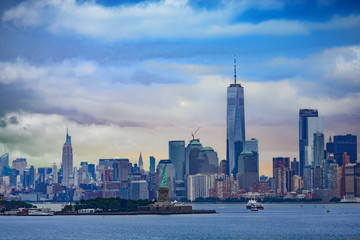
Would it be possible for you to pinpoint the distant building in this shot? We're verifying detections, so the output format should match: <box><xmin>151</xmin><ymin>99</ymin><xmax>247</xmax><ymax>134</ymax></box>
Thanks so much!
<box><xmin>218</xmin><ymin>160</ymin><xmax>227</xmax><ymax>175</ymax></box>
<box><xmin>313</xmin><ymin>166</ymin><xmax>325</xmax><ymax>189</ymax></box>
<box><xmin>130</xmin><ymin>180</ymin><xmax>149</xmax><ymax>200</ymax></box>
<box><xmin>169</xmin><ymin>141</ymin><xmax>186</xmax><ymax>198</ymax></box>
<box><xmin>326</xmin><ymin>136</ymin><xmax>334</xmax><ymax>158</ymax></box>
<box><xmin>12</xmin><ymin>158</ymin><xmax>27</xmax><ymax>175</ymax></box>
<box><xmin>113</xmin><ymin>158</ymin><xmax>131</xmax><ymax>181</ymax></box>
<box><xmin>197</xmin><ymin>147</ymin><xmax>219</xmax><ymax>174</ymax></box>
<box><xmin>313</xmin><ymin>131</ymin><xmax>324</xmax><ymax>167</ymax></box>
<box><xmin>185</xmin><ymin>139</ymin><xmax>203</xmax><ymax>175</ymax></box>
<box><xmin>303</xmin><ymin>165</ymin><xmax>313</xmax><ymax>190</ymax></box>
<box><xmin>149</xmin><ymin>156</ymin><xmax>155</xmax><ymax>174</ymax></box>
<box><xmin>226</xmin><ymin>71</ymin><xmax>246</xmax><ymax>177</ymax></box>
<box><xmin>299</xmin><ymin>109</ymin><xmax>323</xmax><ymax>177</ymax></box>
<box><xmin>291</xmin><ymin>175</ymin><xmax>302</xmax><ymax>192</ymax></box>
<box><xmin>291</xmin><ymin>158</ymin><xmax>300</xmax><ymax>176</ymax></box>
<box><xmin>0</xmin><ymin>153</ymin><xmax>9</xmax><ymax>177</ymax></box>
<box><xmin>274</xmin><ymin>162</ymin><xmax>288</xmax><ymax>196</ymax></box>
<box><xmin>334</xmin><ymin>134</ymin><xmax>357</xmax><ymax>166</ymax></box>
<box><xmin>138</xmin><ymin>153</ymin><xmax>144</xmax><ymax>173</ymax></box>
<box><xmin>98</xmin><ymin>159</ymin><xmax>115</xmax><ymax>169</ymax></box>
<box><xmin>187</xmin><ymin>174</ymin><xmax>211</xmax><ymax>201</ymax></box>
<box><xmin>272</xmin><ymin>157</ymin><xmax>290</xmax><ymax>179</ymax></box>
<box><xmin>50</xmin><ymin>163</ymin><xmax>58</xmax><ymax>185</ymax></box>
<box><xmin>245</xmin><ymin>138</ymin><xmax>259</xmax><ymax>172</ymax></box>
<box><xmin>237</xmin><ymin>151</ymin><xmax>258</xmax><ymax>191</ymax></box>
<box><xmin>62</xmin><ymin>129</ymin><xmax>73</xmax><ymax>187</ymax></box>
<box><xmin>341</xmin><ymin>152</ymin><xmax>351</xmax><ymax>197</ymax></box>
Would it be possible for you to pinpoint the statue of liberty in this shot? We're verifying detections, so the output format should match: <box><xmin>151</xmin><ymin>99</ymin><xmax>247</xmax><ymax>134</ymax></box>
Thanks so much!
<box><xmin>159</xmin><ymin>163</ymin><xmax>167</xmax><ymax>188</ymax></box>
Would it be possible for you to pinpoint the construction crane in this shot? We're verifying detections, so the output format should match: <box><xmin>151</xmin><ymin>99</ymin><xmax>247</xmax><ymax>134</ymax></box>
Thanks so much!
<box><xmin>191</xmin><ymin>127</ymin><xmax>201</xmax><ymax>141</ymax></box>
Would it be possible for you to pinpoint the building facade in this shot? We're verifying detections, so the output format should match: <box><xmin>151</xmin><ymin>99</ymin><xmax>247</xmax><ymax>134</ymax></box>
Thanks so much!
<box><xmin>62</xmin><ymin>129</ymin><xmax>73</xmax><ymax>187</ymax></box>
<box><xmin>299</xmin><ymin>109</ymin><xmax>323</xmax><ymax>177</ymax></box>
<box><xmin>226</xmin><ymin>63</ymin><xmax>245</xmax><ymax>177</ymax></box>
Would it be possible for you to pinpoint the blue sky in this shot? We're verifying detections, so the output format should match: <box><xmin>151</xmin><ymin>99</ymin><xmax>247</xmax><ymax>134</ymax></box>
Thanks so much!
<box><xmin>0</xmin><ymin>0</ymin><xmax>359</xmax><ymax>176</ymax></box>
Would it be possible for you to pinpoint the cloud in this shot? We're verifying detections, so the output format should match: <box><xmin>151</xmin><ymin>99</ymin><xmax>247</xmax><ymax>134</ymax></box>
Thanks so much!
<box><xmin>5</xmin><ymin>0</ymin><xmax>357</xmax><ymax>41</ymax></box>
<box><xmin>259</xmin><ymin>45</ymin><xmax>360</xmax><ymax>97</ymax></box>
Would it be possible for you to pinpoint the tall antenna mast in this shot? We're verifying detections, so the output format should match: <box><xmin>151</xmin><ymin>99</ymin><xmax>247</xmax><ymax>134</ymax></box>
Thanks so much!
<box><xmin>234</xmin><ymin>55</ymin><xmax>237</xmax><ymax>84</ymax></box>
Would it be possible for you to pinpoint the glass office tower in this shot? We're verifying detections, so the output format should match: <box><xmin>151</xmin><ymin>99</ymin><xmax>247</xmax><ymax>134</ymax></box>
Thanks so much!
<box><xmin>226</xmin><ymin>81</ymin><xmax>245</xmax><ymax>177</ymax></box>
<box><xmin>299</xmin><ymin>109</ymin><xmax>323</xmax><ymax>177</ymax></box>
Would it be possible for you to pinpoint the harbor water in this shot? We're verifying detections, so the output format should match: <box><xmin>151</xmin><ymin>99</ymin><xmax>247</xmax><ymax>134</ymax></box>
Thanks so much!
<box><xmin>1</xmin><ymin>203</ymin><xmax>360</xmax><ymax>239</ymax></box>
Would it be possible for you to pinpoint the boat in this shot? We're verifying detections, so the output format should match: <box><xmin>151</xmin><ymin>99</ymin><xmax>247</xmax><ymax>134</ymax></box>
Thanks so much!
<box><xmin>246</xmin><ymin>199</ymin><xmax>264</xmax><ymax>210</ymax></box>
<box><xmin>28</xmin><ymin>208</ymin><xmax>54</xmax><ymax>216</ymax></box>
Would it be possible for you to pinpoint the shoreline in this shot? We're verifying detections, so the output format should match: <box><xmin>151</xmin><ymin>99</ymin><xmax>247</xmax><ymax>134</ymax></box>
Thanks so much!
<box><xmin>0</xmin><ymin>209</ymin><xmax>216</xmax><ymax>216</ymax></box>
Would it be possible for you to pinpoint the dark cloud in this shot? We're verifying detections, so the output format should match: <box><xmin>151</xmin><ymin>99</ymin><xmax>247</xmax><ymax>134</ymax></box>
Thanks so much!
<box><xmin>9</xmin><ymin>116</ymin><xmax>19</xmax><ymax>124</ymax></box>
<box><xmin>0</xmin><ymin>83</ymin><xmax>43</xmax><ymax>116</ymax></box>
<box><xmin>0</xmin><ymin>120</ymin><xmax>6</xmax><ymax>128</ymax></box>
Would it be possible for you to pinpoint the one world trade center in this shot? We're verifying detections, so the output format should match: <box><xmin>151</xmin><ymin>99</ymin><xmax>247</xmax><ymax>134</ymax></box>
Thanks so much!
<box><xmin>226</xmin><ymin>57</ymin><xmax>245</xmax><ymax>177</ymax></box>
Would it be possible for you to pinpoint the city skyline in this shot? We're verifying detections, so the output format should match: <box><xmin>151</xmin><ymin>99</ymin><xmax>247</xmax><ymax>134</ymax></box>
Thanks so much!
<box><xmin>0</xmin><ymin>0</ymin><xmax>359</xmax><ymax>177</ymax></box>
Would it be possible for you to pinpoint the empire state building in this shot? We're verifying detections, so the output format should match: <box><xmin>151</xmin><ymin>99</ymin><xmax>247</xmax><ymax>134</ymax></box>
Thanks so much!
<box><xmin>226</xmin><ymin>57</ymin><xmax>245</xmax><ymax>177</ymax></box>
<box><xmin>62</xmin><ymin>128</ymin><xmax>73</xmax><ymax>186</ymax></box>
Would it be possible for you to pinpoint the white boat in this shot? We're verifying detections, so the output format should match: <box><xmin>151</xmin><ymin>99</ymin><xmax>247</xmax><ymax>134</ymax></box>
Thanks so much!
<box><xmin>246</xmin><ymin>199</ymin><xmax>264</xmax><ymax>210</ymax></box>
<box><xmin>28</xmin><ymin>208</ymin><xmax>54</xmax><ymax>216</ymax></box>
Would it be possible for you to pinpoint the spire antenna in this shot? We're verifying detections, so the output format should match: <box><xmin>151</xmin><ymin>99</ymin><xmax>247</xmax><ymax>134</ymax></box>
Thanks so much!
<box><xmin>234</xmin><ymin>55</ymin><xmax>237</xmax><ymax>85</ymax></box>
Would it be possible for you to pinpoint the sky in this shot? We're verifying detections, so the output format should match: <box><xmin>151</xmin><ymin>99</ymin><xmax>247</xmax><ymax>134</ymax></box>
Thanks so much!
<box><xmin>0</xmin><ymin>0</ymin><xmax>359</xmax><ymax>177</ymax></box>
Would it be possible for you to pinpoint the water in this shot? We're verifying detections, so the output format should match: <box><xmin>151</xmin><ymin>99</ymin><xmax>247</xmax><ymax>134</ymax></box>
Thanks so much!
<box><xmin>1</xmin><ymin>203</ymin><xmax>360</xmax><ymax>239</ymax></box>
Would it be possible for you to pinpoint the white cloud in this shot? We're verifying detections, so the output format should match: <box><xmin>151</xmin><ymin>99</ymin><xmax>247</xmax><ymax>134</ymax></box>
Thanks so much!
<box><xmin>262</xmin><ymin>45</ymin><xmax>360</xmax><ymax>89</ymax></box>
<box><xmin>5</xmin><ymin>0</ymin><xmax>353</xmax><ymax>41</ymax></box>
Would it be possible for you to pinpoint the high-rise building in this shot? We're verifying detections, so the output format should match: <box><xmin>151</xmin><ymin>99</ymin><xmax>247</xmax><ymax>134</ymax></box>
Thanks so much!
<box><xmin>334</xmin><ymin>134</ymin><xmax>357</xmax><ymax>166</ymax></box>
<box><xmin>12</xmin><ymin>158</ymin><xmax>27</xmax><ymax>175</ymax></box>
<box><xmin>138</xmin><ymin>153</ymin><xmax>144</xmax><ymax>173</ymax></box>
<box><xmin>299</xmin><ymin>109</ymin><xmax>323</xmax><ymax>177</ymax></box>
<box><xmin>272</xmin><ymin>157</ymin><xmax>290</xmax><ymax>179</ymax></box>
<box><xmin>187</xmin><ymin>174</ymin><xmax>211</xmax><ymax>201</ymax></box>
<box><xmin>237</xmin><ymin>151</ymin><xmax>258</xmax><ymax>191</ymax></box>
<box><xmin>227</xmin><ymin>57</ymin><xmax>245</xmax><ymax>177</ymax></box>
<box><xmin>197</xmin><ymin>147</ymin><xmax>219</xmax><ymax>174</ymax></box>
<box><xmin>0</xmin><ymin>153</ymin><xmax>9</xmax><ymax>177</ymax></box>
<box><xmin>52</xmin><ymin>163</ymin><xmax>58</xmax><ymax>184</ymax></box>
<box><xmin>149</xmin><ymin>156</ymin><xmax>155</xmax><ymax>174</ymax></box>
<box><xmin>113</xmin><ymin>158</ymin><xmax>131</xmax><ymax>181</ymax></box>
<box><xmin>186</xmin><ymin>139</ymin><xmax>203</xmax><ymax>175</ymax></box>
<box><xmin>169</xmin><ymin>141</ymin><xmax>185</xmax><ymax>181</ymax></box>
<box><xmin>326</xmin><ymin>136</ymin><xmax>334</xmax><ymax>158</ymax></box>
<box><xmin>62</xmin><ymin>128</ymin><xmax>73</xmax><ymax>187</ymax></box>
<box><xmin>130</xmin><ymin>180</ymin><xmax>149</xmax><ymax>200</ymax></box>
<box><xmin>291</xmin><ymin>158</ymin><xmax>300</xmax><ymax>176</ymax></box>
<box><xmin>313</xmin><ymin>131</ymin><xmax>325</xmax><ymax>167</ymax></box>
<box><xmin>218</xmin><ymin>160</ymin><xmax>227</xmax><ymax>175</ymax></box>
<box><xmin>245</xmin><ymin>138</ymin><xmax>259</xmax><ymax>172</ymax></box>
<box><xmin>88</xmin><ymin>164</ymin><xmax>96</xmax><ymax>181</ymax></box>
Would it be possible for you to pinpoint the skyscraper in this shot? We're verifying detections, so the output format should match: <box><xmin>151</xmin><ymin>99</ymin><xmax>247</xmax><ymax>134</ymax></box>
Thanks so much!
<box><xmin>334</xmin><ymin>134</ymin><xmax>357</xmax><ymax>166</ymax></box>
<box><xmin>227</xmin><ymin>57</ymin><xmax>245</xmax><ymax>177</ymax></box>
<box><xmin>0</xmin><ymin>153</ymin><xmax>9</xmax><ymax>177</ymax></box>
<box><xmin>237</xmin><ymin>151</ymin><xmax>258</xmax><ymax>191</ymax></box>
<box><xmin>138</xmin><ymin>153</ymin><xmax>144</xmax><ymax>173</ymax></box>
<box><xmin>313</xmin><ymin>131</ymin><xmax>325</xmax><ymax>167</ymax></box>
<box><xmin>149</xmin><ymin>156</ymin><xmax>155</xmax><ymax>174</ymax></box>
<box><xmin>12</xmin><ymin>158</ymin><xmax>27</xmax><ymax>175</ymax></box>
<box><xmin>185</xmin><ymin>139</ymin><xmax>203</xmax><ymax>175</ymax></box>
<box><xmin>169</xmin><ymin>140</ymin><xmax>186</xmax><ymax>198</ymax></box>
<box><xmin>169</xmin><ymin>141</ymin><xmax>185</xmax><ymax>181</ymax></box>
<box><xmin>299</xmin><ymin>109</ymin><xmax>323</xmax><ymax>177</ymax></box>
<box><xmin>62</xmin><ymin>128</ymin><xmax>73</xmax><ymax>187</ymax></box>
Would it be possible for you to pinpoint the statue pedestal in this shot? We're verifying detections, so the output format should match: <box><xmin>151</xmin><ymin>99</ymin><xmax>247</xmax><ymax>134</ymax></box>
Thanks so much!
<box><xmin>138</xmin><ymin>186</ymin><xmax>193</xmax><ymax>213</ymax></box>
<box><xmin>157</xmin><ymin>187</ymin><xmax>170</xmax><ymax>203</ymax></box>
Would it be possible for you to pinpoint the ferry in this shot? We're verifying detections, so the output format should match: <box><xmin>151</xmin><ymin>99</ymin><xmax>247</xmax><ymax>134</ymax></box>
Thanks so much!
<box><xmin>246</xmin><ymin>199</ymin><xmax>264</xmax><ymax>210</ymax></box>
